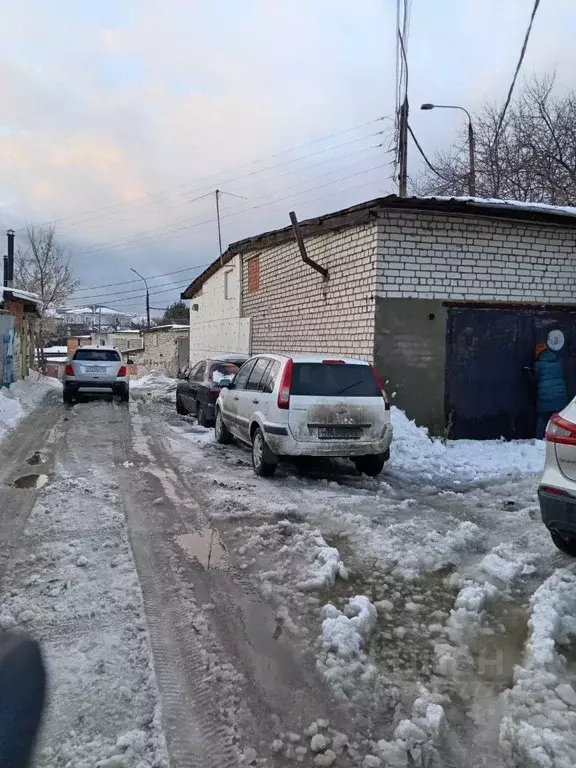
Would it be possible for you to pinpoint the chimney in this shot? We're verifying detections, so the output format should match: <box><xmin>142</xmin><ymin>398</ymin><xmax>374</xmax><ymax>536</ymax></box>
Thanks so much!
<box><xmin>6</xmin><ymin>230</ymin><xmax>15</xmax><ymax>288</ymax></box>
<box><xmin>2</xmin><ymin>255</ymin><xmax>7</xmax><ymax>288</ymax></box>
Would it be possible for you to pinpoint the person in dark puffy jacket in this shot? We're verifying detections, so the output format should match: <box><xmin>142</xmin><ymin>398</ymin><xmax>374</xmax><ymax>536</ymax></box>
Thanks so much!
<box><xmin>533</xmin><ymin>344</ymin><xmax>568</xmax><ymax>438</ymax></box>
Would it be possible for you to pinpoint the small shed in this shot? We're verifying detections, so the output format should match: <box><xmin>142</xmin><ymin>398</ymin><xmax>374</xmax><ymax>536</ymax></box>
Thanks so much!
<box><xmin>0</xmin><ymin>287</ymin><xmax>42</xmax><ymax>384</ymax></box>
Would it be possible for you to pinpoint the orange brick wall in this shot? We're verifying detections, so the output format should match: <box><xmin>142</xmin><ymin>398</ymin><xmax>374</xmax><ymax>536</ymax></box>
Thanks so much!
<box><xmin>67</xmin><ymin>336</ymin><xmax>92</xmax><ymax>356</ymax></box>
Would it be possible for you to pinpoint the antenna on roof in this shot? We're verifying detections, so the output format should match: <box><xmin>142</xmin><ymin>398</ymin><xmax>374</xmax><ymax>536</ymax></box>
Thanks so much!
<box><xmin>215</xmin><ymin>189</ymin><xmax>247</xmax><ymax>266</ymax></box>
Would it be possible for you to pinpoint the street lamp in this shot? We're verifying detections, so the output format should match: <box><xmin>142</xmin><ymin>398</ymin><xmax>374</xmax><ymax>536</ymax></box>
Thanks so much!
<box><xmin>130</xmin><ymin>268</ymin><xmax>150</xmax><ymax>330</ymax></box>
<box><xmin>421</xmin><ymin>103</ymin><xmax>476</xmax><ymax>197</ymax></box>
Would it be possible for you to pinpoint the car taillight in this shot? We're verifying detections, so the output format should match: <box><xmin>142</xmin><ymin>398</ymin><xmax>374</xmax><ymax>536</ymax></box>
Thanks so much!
<box><xmin>117</xmin><ymin>365</ymin><xmax>127</xmax><ymax>377</ymax></box>
<box><xmin>322</xmin><ymin>359</ymin><xmax>346</xmax><ymax>364</ymax></box>
<box><xmin>540</xmin><ymin>486</ymin><xmax>566</xmax><ymax>496</ymax></box>
<box><xmin>65</xmin><ymin>364</ymin><xmax>74</xmax><ymax>377</ymax></box>
<box><xmin>545</xmin><ymin>414</ymin><xmax>576</xmax><ymax>445</ymax></box>
<box><xmin>370</xmin><ymin>364</ymin><xmax>390</xmax><ymax>410</ymax></box>
<box><xmin>277</xmin><ymin>359</ymin><xmax>293</xmax><ymax>410</ymax></box>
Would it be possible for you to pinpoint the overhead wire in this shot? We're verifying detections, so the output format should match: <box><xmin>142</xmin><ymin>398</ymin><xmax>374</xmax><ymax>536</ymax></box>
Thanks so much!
<box><xmin>72</xmin><ymin>167</ymin><xmax>394</xmax><ymax>309</ymax></box>
<box><xmin>70</xmin><ymin>156</ymin><xmax>394</xmax><ymax>259</ymax></box>
<box><xmin>494</xmin><ymin>0</ymin><xmax>542</xmax><ymax>145</ymax></box>
<box><xmin>73</xmin><ymin>264</ymin><xmax>204</xmax><ymax>293</ymax></box>
<box><xmin>63</xmin><ymin>133</ymin><xmax>387</xmax><ymax>235</ymax></box>
<box><xmin>20</xmin><ymin>116</ymin><xmax>388</xmax><ymax>232</ymax></box>
<box><xmin>407</xmin><ymin>125</ymin><xmax>453</xmax><ymax>182</ymax></box>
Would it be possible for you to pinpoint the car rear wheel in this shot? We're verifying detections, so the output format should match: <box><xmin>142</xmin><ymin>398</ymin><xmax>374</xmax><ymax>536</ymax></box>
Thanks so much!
<box><xmin>353</xmin><ymin>453</ymin><xmax>387</xmax><ymax>477</ymax></box>
<box><xmin>550</xmin><ymin>529</ymin><xmax>576</xmax><ymax>557</ymax></box>
<box><xmin>120</xmin><ymin>389</ymin><xmax>129</xmax><ymax>403</ymax></box>
<box><xmin>63</xmin><ymin>389</ymin><xmax>74</xmax><ymax>405</ymax></box>
<box><xmin>252</xmin><ymin>427</ymin><xmax>278</xmax><ymax>477</ymax></box>
<box><xmin>176</xmin><ymin>395</ymin><xmax>187</xmax><ymax>415</ymax></box>
<box><xmin>215</xmin><ymin>409</ymin><xmax>233</xmax><ymax>444</ymax></box>
<box><xmin>196</xmin><ymin>401</ymin><xmax>211</xmax><ymax>427</ymax></box>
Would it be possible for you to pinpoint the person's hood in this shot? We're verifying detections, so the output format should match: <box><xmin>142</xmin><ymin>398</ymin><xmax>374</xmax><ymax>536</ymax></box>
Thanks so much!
<box><xmin>537</xmin><ymin>348</ymin><xmax>558</xmax><ymax>363</ymax></box>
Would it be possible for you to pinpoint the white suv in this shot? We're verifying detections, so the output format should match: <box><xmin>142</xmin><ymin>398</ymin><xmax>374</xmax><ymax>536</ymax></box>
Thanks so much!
<box><xmin>215</xmin><ymin>354</ymin><xmax>393</xmax><ymax>477</ymax></box>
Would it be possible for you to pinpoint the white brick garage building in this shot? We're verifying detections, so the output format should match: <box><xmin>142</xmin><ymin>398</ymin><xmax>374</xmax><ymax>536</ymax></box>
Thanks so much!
<box><xmin>183</xmin><ymin>196</ymin><xmax>576</xmax><ymax>439</ymax></box>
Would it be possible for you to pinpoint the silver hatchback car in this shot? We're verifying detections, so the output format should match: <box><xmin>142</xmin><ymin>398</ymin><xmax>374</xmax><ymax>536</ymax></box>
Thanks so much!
<box><xmin>63</xmin><ymin>346</ymin><xmax>129</xmax><ymax>404</ymax></box>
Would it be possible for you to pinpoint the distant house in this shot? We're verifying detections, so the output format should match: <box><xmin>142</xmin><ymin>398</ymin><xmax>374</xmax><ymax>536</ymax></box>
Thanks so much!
<box><xmin>125</xmin><ymin>325</ymin><xmax>189</xmax><ymax>377</ymax></box>
<box><xmin>92</xmin><ymin>329</ymin><xmax>143</xmax><ymax>351</ymax></box>
<box><xmin>182</xmin><ymin>195</ymin><xmax>576</xmax><ymax>439</ymax></box>
<box><xmin>0</xmin><ymin>287</ymin><xmax>42</xmax><ymax>384</ymax></box>
<box><xmin>56</xmin><ymin>305</ymin><xmax>133</xmax><ymax>333</ymax></box>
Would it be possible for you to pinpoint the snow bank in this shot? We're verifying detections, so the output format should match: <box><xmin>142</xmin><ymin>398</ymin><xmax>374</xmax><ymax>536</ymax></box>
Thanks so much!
<box><xmin>500</xmin><ymin>569</ymin><xmax>576</xmax><ymax>768</ymax></box>
<box><xmin>130</xmin><ymin>370</ymin><xmax>177</xmax><ymax>390</ymax></box>
<box><xmin>0</xmin><ymin>372</ymin><xmax>60</xmax><ymax>442</ymax></box>
<box><xmin>317</xmin><ymin>595</ymin><xmax>378</xmax><ymax>699</ymax></box>
<box><xmin>389</xmin><ymin>407</ymin><xmax>545</xmax><ymax>488</ymax></box>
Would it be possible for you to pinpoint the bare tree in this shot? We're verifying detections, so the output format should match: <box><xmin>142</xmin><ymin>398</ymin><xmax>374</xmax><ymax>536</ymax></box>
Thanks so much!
<box><xmin>15</xmin><ymin>224</ymin><xmax>79</xmax><ymax>360</ymax></box>
<box><xmin>416</xmin><ymin>75</ymin><xmax>576</xmax><ymax>205</ymax></box>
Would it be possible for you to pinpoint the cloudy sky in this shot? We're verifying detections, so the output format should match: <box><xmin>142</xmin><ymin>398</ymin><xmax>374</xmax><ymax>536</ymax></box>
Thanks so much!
<box><xmin>1</xmin><ymin>0</ymin><xmax>574</xmax><ymax>316</ymax></box>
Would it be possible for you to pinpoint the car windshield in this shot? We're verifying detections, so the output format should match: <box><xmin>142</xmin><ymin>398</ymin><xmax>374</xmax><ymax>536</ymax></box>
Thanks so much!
<box><xmin>211</xmin><ymin>363</ymin><xmax>239</xmax><ymax>383</ymax></box>
<box><xmin>74</xmin><ymin>349</ymin><xmax>120</xmax><ymax>362</ymax></box>
<box><xmin>290</xmin><ymin>363</ymin><xmax>381</xmax><ymax>397</ymax></box>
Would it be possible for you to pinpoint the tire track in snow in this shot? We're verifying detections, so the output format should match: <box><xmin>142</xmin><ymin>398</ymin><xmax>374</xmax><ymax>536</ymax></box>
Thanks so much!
<box><xmin>117</xmin><ymin>401</ymin><xmax>240</xmax><ymax>768</ymax></box>
<box><xmin>125</xmin><ymin>396</ymin><xmax>356</xmax><ymax>767</ymax></box>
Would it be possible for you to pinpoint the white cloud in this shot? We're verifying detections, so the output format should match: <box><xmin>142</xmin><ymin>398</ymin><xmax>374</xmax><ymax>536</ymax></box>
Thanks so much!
<box><xmin>0</xmin><ymin>0</ymin><xmax>574</xmax><ymax>310</ymax></box>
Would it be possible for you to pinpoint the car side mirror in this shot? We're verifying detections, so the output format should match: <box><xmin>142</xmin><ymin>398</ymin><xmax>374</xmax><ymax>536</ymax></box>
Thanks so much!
<box><xmin>219</xmin><ymin>378</ymin><xmax>234</xmax><ymax>389</ymax></box>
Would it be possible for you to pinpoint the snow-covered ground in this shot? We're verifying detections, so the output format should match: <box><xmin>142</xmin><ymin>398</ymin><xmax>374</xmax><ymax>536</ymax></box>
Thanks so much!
<box><xmin>2</xmin><ymin>370</ymin><xmax>575</xmax><ymax>768</ymax></box>
<box><xmin>159</xmin><ymin>389</ymin><xmax>576</xmax><ymax>767</ymax></box>
<box><xmin>0</xmin><ymin>372</ymin><xmax>61</xmax><ymax>442</ymax></box>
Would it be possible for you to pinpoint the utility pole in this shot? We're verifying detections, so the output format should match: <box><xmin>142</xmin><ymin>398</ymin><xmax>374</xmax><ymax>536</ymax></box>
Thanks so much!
<box><xmin>214</xmin><ymin>188</ymin><xmax>247</xmax><ymax>267</ymax></box>
<box><xmin>215</xmin><ymin>189</ymin><xmax>223</xmax><ymax>267</ymax></box>
<box><xmin>420</xmin><ymin>103</ymin><xmax>476</xmax><ymax>196</ymax></box>
<box><xmin>398</xmin><ymin>97</ymin><xmax>409</xmax><ymax>197</ymax></box>
<box><xmin>6</xmin><ymin>229</ymin><xmax>15</xmax><ymax>288</ymax></box>
<box><xmin>131</xmin><ymin>268</ymin><xmax>150</xmax><ymax>330</ymax></box>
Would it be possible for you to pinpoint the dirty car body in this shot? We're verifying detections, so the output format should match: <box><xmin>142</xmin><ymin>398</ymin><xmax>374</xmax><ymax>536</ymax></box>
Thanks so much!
<box><xmin>63</xmin><ymin>346</ymin><xmax>129</xmax><ymax>403</ymax></box>
<box><xmin>176</xmin><ymin>355</ymin><xmax>248</xmax><ymax>425</ymax></box>
<box><xmin>215</xmin><ymin>354</ymin><xmax>393</xmax><ymax>477</ymax></box>
<box><xmin>538</xmin><ymin>398</ymin><xmax>576</xmax><ymax>556</ymax></box>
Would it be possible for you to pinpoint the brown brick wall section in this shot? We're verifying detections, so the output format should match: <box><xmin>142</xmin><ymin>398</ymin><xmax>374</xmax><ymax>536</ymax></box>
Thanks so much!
<box><xmin>241</xmin><ymin>222</ymin><xmax>378</xmax><ymax>360</ymax></box>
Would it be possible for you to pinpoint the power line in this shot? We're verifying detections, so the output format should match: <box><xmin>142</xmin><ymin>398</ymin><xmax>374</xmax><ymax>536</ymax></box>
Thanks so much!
<box><xmin>407</xmin><ymin>124</ymin><xmax>453</xmax><ymax>182</ymax></box>
<box><xmin>70</xmin><ymin>158</ymin><xmax>392</xmax><ymax>258</ymax></box>
<box><xmin>76</xmin><ymin>168</ymin><xmax>395</xmax><ymax>310</ymax></box>
<box><xmin>72</xmin><ymin>277</ymin><xmax>197</xmax><ymax>303</ymax></box>
<box><xmin>68</xmin><ymin>136</ymin><xmax>385</xmax><ymax>235</ymax></box>
<box><xmin>79</xmin><ymin>162</ymin><xmax>392</xmax><ymax>264</ymax></box>
<box><xmin>20</xmin><ymin>117</ymin><xmax>388</xmax><ymax>232</ymax></box>
<box><xmin>73</xmin><ymin>264</ymin><xmax>205</xmax><ymax>293</ymax></box>
<box><xmin>494</xmin><ymin>0</ymin><xmax>542</xmax><ymax>145</ymax></box>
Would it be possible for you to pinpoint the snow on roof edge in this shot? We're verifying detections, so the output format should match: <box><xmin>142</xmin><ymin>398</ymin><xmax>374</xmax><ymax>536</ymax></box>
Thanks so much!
<box><xmin>0</xmin><ymin>286</ymin><xmax>43</xmax><ymax>306</ymax></box>
<box><xmin>430</xmin><ymin>196</ymin><xmax>576</xmax><ymax>219</ymax></box>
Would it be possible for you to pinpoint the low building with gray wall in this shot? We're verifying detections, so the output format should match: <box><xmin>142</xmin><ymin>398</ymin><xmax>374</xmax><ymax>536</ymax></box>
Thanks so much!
<box><xmin>183</xmin><ymin>196</ymin><xmax>576</xmax><ymax>439</ymax></box>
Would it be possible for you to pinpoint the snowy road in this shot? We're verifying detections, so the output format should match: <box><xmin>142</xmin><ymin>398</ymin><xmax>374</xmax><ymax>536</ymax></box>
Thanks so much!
<box><xmin>1</xmin><ymin>380</ymin><xmax>575</xmax><ymax>768</ymax></box>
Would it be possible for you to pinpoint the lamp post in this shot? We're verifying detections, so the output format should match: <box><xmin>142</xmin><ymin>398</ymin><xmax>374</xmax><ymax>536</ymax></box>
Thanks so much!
<box><xmin>130</xmin><ymin>268</ymin><xmax>150</xmax><ymax>330</ymax></box>
<box><xmin>421</xmin><ymin>103</ymin><xmax>476</xmax><ymax>197</ymax></box>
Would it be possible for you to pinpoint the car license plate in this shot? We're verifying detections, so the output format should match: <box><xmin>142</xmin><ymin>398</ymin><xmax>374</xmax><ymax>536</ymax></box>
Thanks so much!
<box><xmin>318</xmin><ymin>427</ymin><xmax>362</xmax><ymax>440</ymax></box>
<box><xmin>85</xmin><ymin>366</ymin><xmax>103</xmax><ymax>373</ymax></box>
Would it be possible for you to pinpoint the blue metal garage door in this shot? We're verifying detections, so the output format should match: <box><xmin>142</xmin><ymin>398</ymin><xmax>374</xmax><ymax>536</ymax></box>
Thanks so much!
<box><xmin>446</xmin><ymin>306</ymin><xmax>576</xmax><ymax>440</ymax></box>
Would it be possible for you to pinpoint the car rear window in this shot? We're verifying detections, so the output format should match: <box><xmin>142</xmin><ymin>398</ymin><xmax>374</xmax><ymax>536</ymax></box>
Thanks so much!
<box><xmin>210</xmin><ymin>363</ymin><xmax>239</xmax><ymax>383</ymax></box>
<box><xmin>290</xmin><ymin>363</ymin><xmax>381</xmax><ymax>397</ymax></box>
<box><xmin>74</xmin><ymin>349</ymin><xmax>121</xmax><ymax>362</ymax></box>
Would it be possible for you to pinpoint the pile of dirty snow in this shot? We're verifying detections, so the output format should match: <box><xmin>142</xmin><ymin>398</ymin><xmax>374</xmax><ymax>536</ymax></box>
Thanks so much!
<box><xmin>130</xmin><ymin>370</ymin><xmax>177</xmax><ymax>390</ymax></box>
<box><xmin>389</xmin><ymin>407</ymin><xmax>545</xmax><ymax>488</ymax></box>
<box><xmin>0</xmin><ymin>371</ymin><xmax>60</xmax><ymax>442</ymax></box>
<box><xmin>500</xmin><ymin>568</ymin><xmax>576</xmax><ymax>767</ymax></box>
